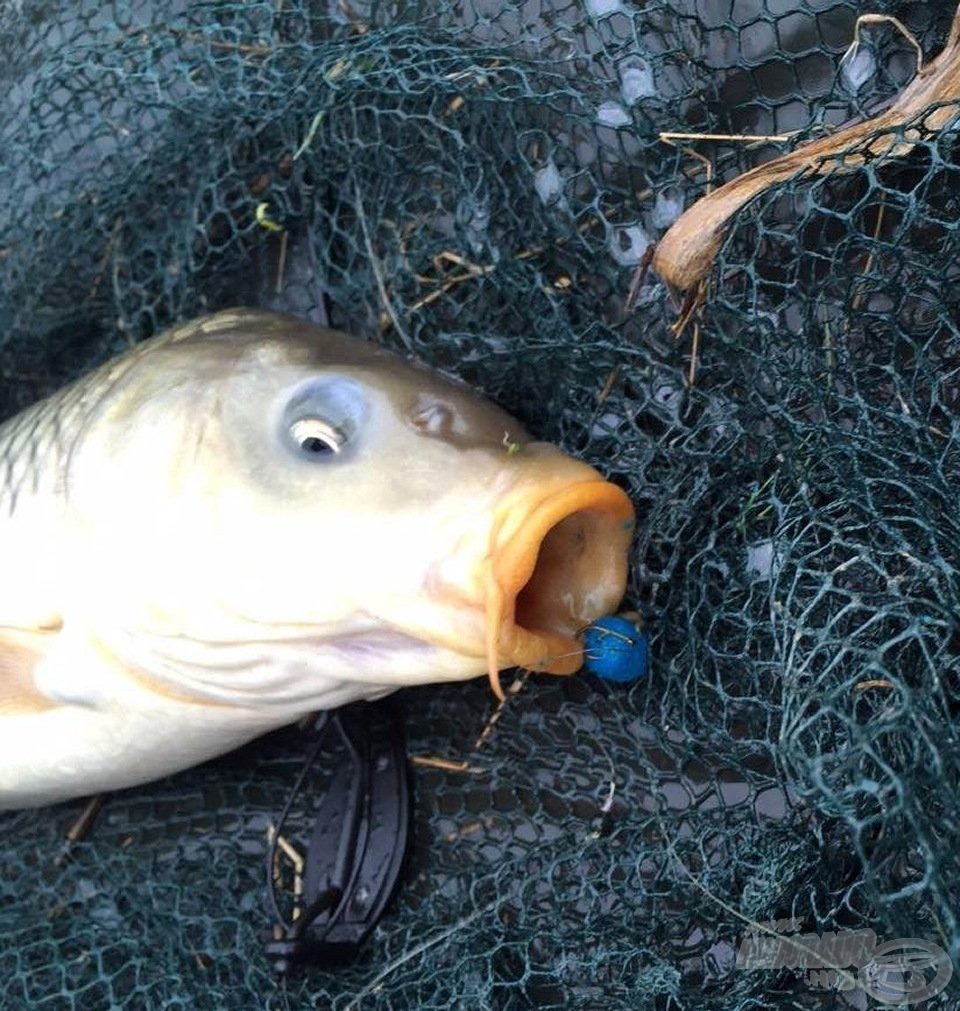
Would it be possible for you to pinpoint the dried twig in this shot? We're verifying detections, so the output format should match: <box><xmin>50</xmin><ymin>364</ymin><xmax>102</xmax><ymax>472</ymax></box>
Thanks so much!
<box><xmin>659</xmin><ymin>131</ymin><xmax>795</xmax><ymax>144</ymax></box>
<box><xmin>597</xmin><ymin>367</ymin><xmax>620</xmax><ymax>406</ymax></box>
<box><xmin>266</xmin><ymin>824</ymin><xmax>305</xmax><ymax>921</ymax></box>
<box><xmin>410</xmin><ymin>756</ymin><xmax>484</xmax><ymax>774</ymax></box>
<box><xmin>275</xmin><ymin>229</ymin><xmax>289</xmax><ymax>295</ymax></box>
<box><xmin>86</xmin><ymin>216</ymin><xmax>123</xmax><ymax>304</ymax></box>
<box><xmin>54</xmin><ymin>795</ymin><xmax>107</xmax><ymax>867</ymax></box>
<box><xmin>653</xmin><ymin>6</ymin><xmax>960</xmax><ymax>294</ymax></box>
<box><xmin>169</xmin><ymin>28</ymin><xmax>272</xmax><ymax>57</ymax></box>
<box><xmin>850</xmin><ymin>197</ymin><xmax>887</xmax><ymax>312</ymax></box>
<box><xmin>473</xmin><ymin>672</ymin><xmax>529</xmax><ymax>751</ymax></box>
<box><xmin>445</xmin><ymin>816</ymin><xmax>494</xmax><ymax>842</ymax></box>
<box><xmin>409</xmin><ymin>262</ymin><xmax>495</xmax><ymax>314</ymax></box>
<box><xmin>655</xmin><ymin>138</ymin><xmax>714</xmax><ymax>380</ymax></box>
<box><xmin>660</xmin><ymin>136</ymin><xmax>715</xmax><ymax>188</ymax></box>
<box><xmin>408</xmin><ymin>219</ymin><xmax>602</xmax><ymax>315</ymax></box>
<box><xmin>353</xmin><ymin>179</ymin><xmax>413</xmax><ymax>349</ymax></box>
<box><xmin>853</xmin><ymin>14</ymin><xmax>925</xmax><ymax>72</ymax></box>
<box><xmin>688</xmin><ymin>319</ymin><xmax>701</xmax><ymax>386</ymax></box>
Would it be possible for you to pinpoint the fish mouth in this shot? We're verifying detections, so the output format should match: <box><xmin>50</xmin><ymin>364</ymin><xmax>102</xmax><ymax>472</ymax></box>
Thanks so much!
<box><xmin>483</xmin><ymin>481</ymin><xmax>635</xmax><ymax>699</ymax></box>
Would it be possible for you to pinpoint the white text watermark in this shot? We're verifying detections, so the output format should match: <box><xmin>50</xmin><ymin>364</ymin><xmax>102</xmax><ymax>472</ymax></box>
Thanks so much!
<box><xmin>735</xmin><ymin>923</ymin><xmax>953</xmax><ymax>1004</ymax></box>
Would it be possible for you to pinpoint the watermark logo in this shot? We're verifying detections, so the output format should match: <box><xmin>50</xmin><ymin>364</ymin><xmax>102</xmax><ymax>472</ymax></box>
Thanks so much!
<box><xmin>735</xmin><ymin>922</ymin><xmax>953</xmax><ymax>1005</ymax></box>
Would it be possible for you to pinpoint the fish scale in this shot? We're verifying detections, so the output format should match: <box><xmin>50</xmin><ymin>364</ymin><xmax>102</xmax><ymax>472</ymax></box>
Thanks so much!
<box><xmin>0</xmin><ymin>337</ymin><xmax>162</xmax><ymax>518</ymax></box>
<box><xmin>0</xmin><ymin>313</ymin><xmax>220</xmax><ymax>503</ymax></box>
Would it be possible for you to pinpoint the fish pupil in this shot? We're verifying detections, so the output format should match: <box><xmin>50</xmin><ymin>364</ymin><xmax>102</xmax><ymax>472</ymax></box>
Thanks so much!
<box><xmin>301</xmin><ymin>435</ymin><xmax>335</xmax><ymax>455</ymax></box>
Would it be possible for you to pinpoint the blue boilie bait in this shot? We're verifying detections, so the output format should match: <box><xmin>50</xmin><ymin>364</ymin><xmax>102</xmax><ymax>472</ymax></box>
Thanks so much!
<box><xmin>580</xmin><ymin>613</ymin><xmax>649</xmax><ymax>684</ymax></box>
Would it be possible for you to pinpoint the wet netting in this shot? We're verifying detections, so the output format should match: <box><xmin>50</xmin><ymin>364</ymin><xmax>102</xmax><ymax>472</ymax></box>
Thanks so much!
<box><xmin>2</xmin><ymin>0</ymin><xmax>960</xmax><ymax>1007</ymax></box>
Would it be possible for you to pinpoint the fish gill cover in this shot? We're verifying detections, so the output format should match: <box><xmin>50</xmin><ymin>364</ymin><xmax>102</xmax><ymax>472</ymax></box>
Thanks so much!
<box><xmin>1</xmin><ymin>0</ymin><xmax>959</xmax><ymax>1008</ymax></box>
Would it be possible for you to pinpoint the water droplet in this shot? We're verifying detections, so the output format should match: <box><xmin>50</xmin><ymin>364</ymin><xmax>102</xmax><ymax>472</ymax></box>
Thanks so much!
<box><xmin>597</xmin><ymin>102</ymin><xmax>631</xmax><ymax>128</ymax></box>
<box><xmin>608</xmin><ymin>224</ymin><xmax>650</xmax><ymax>266</ymax></box>
<box><xmin>652</xmin><ymin>187</ymin><xmax>683</xmax><ymax>229</ymax></box>
<box><xmin>621</xmin><ymin>62</ymin><xmax>654</xmax><ymax>105</ymax></box>
<box><xmin>586</xmin><ymin>0</ymin><xmax>625</xmax><ymax>18</ymax></box>
<box><xmin>746</xmin><ymin>540</ymin><xmax>776</xmax><ymax>580</ymax></box>
<box><xmin>840</xmin><ymin>42</ymin><xmax>875</xmax><ymax>93</ymax></box>
<box><xmin>533</xmin><ymin>160</ymin><xmax>563</xmax><ymax>205</ymax></box>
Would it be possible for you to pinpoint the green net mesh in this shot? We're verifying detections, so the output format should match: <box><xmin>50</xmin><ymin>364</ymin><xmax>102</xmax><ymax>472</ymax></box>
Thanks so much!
<box><xmin>2</xmin><ymin>0</ymin><xmax>960</xmax><ymax>1007</ymax></box>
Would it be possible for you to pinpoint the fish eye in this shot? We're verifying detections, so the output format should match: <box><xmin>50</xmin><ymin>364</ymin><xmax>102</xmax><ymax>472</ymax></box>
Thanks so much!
<box><xmin>281</xmin><ymin>377</ymin><xmax>367</xmax><ymax>461</ymax></box>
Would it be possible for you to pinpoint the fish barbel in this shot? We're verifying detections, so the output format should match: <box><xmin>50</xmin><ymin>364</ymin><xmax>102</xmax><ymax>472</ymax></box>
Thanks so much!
<box><xmin>0</xmin><ymin>310</ymin><xmax>633</xmax><ymax>808</ymax></box>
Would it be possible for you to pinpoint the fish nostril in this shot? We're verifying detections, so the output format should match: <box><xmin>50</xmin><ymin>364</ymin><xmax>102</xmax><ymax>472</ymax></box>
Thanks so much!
<box><xmin>409</xmin><ymin>402</ymin><xmax>454</xmax><ymax>435</ymax></box>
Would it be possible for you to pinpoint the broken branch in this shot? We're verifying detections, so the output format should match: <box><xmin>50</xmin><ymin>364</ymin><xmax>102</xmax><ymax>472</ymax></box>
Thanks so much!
<box><xmin>652</xmin><ymin>6</ymin><xmax>960</xmax><ymax>295</ymax></box>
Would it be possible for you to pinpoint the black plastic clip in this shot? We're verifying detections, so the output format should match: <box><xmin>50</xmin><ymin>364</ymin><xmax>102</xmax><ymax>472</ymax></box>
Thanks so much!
<box><xmin>264</xmin><ymin>700</ymin><xmax>412</xmax><ymax>973</ymax></box>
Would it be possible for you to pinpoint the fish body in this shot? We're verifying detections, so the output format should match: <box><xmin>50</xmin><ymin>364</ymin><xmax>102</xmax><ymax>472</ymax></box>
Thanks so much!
<box><xmin>0</xmin><ymin>310</ymin><xmax>633</xmax><ymax>808</ymax></box>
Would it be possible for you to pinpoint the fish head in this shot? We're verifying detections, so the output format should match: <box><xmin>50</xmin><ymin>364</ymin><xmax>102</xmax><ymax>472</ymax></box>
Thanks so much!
<box><xmin>66</xmin><ymin>311</ymin><xmax>634</xmax><ymax>703</ymax></box>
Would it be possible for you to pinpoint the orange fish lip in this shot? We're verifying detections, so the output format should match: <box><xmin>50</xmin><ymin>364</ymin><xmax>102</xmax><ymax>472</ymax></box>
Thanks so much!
<box><xmin>483</xmin><ymin>480</ymin><xmax>635</xmax><ymax>700</ymax></box>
